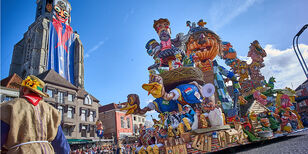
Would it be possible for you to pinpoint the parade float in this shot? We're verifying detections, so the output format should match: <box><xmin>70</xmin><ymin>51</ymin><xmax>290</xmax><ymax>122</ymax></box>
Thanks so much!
<box><xmin>121</xmin><ymin>18</ymin><xmax>305</xmax><ymax>154</ymax></box>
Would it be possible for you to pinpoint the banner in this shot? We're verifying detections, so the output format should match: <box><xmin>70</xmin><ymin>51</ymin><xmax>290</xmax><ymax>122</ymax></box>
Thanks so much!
<box><xmin>47</xmin><ymin>0</ymin><xmax>75</xmax><ymax>85</ymax></box>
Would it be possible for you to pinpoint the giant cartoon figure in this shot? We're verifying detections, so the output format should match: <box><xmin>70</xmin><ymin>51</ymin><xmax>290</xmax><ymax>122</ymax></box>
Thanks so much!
<box><xmin>140</xmin><ymin>74</ymin><xmax>215</xmax><ymax>114</ymax></box>
<box><xmin>146</xmin><ymin>19</ymin><xmax>184</xmax><ymax>71</ymax></box>
<box><xmin>185</xmin><ymin>20</ymin><xmax>243</xmax><ymax>115</ymax></box>
<box><xmin>47</xmin><ymin>0</ymin><xmax>76</xmax><ymax>84</ymax></box>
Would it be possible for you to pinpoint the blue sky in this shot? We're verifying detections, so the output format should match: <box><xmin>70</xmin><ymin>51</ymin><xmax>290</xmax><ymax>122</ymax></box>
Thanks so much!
<box><xmin>1</xmin><ymin>0</ymin><xmax>308</xmax><ymax>119</ymax></box>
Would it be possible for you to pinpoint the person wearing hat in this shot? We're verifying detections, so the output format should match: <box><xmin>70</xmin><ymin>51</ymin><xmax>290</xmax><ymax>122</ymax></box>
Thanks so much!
<box><xmin>1</xmin><ymin>75</ymin><xmax>70</xmax><ymax>153</ymax></box>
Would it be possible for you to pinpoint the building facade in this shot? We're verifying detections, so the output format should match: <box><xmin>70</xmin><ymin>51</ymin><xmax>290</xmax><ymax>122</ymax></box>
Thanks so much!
<box><xmin>132</xmin><ymin>114</ymin><xmax>146</xmax><ymax>136</ymax></box>
<box><xmin>98</xmin><ymin>103</ymin><xmax>136</xmax><ymax>141</ymax></box>
<box><xmin>36</xmin><ymin>69</ymin><xmax>100</xmax><ymax>140</ymax></box>
<box><xmin>1</xmin><ymin>71</ymin><xmax>100</xmax><ymax>140</ymax></box>
<box><xmin>0</xmin><ymin>74</ymin><xmax>22</xmax><ymax>103</ymax></box>
<box><xmin>9</xmin><ymin>0</ymin><xmax>84</xmax><ymax>88</ymax></box>
<box><xmin>295</xmin><ymin>80</ymin><xmax>308</xmax><ymax>114</ymax></box>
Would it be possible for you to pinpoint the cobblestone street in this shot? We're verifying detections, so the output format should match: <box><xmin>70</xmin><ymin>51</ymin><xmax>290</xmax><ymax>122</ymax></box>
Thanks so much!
<box><xmin>212</xmin><ymin>129</ymin><xmax>308</xmax><ymax>154</ymax></box>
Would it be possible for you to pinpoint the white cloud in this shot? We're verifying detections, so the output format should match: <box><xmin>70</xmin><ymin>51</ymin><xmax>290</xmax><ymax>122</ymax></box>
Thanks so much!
<box><xmin>209</xmin><ymin>0</ymin><xmax>259</xmax><ymax>31</ymax></box>
<box><xmin>238</xmin><ymin>56</ymin><xmax>252</xmax><ymax>64</ymax></box>
<box><xmin>88</xmin><ymin>41</ymin><xmax>105</xmax><ymax>53</ymax></box>
<box><xmin>261</xmin><ymin>44</ymin><xmax>308</xmax><ymax>89</ymax></box>
<box><xmin>85</xmin><ymin>38</ymin><xmax>108</xmax><ymax>59</ymax></box>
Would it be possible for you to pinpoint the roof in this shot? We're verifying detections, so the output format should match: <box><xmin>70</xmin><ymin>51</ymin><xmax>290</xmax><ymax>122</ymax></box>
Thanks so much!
<box><xmin>0</xmin><ymin>73</ymin><xmax>22</xmax><ymax>90</ymax></box>
<box><xmin>36</xmin><ymin>69</ymin><xmax>78</xmax><ymax>90</ymax></box>
<box><xmin>240</xmin><ymin>98</ymin><xmax>255</xmax><ymax>116</ymax></box>
<box><xmin>295</xmin><ymin>79</ymin><xmax>308</xmax><ymax>91</ymax></box>
<box><xmin>99</xmin><ymin>103</ymin><xmax>118</xmax><ymax>113</ymax></box>
<box><xmin>77</xmin><ymin>88</ymin><xmax>99</xmax><ymax>102</ymax></box>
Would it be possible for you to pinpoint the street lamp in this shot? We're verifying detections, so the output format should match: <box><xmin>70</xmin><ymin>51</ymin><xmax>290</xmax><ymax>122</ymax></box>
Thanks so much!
<box><xmin>293</xmin><ymin>24</ymin><xmax>308</xmax><ymax>78</ymax></box>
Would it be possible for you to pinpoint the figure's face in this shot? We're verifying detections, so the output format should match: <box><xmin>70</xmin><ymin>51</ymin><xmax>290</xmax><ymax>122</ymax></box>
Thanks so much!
<box><xmin>186</xmin><ymin>32</ymin><xmax>220</xmax><ymax>61</ymax></box>
<box><xmin>184</xmin><ymin>107</ymin><xmax>190</xmax><ymax>112</ymax></box>
<box><xmin>159</xmin><ymin>30</ymin><xmax>171</xmax><ymax>41</ymax></box>
<box><xmin>54</xmin><ymin>1</ymin><xmax>70</xmax><ymax>23</ymax></box>
<box><xmin>238</xmin><ymin>61</ymin><xmax>248</xmax><ymax>75</ymax></box>
<box><xmin>250</xmin><ymin>63</ymin><xmax>260</xmax><ymax>74</ymax></box>
<box><xmin>155</xmin><ymin>22</ymin><xmax>171</xmax><ymax>40</ymax></box>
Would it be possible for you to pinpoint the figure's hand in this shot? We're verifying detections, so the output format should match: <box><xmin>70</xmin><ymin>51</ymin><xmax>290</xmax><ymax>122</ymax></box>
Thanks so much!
<box><xmin>138</xmin><ymin>107</ymin><xmax>151</xmax><ymax>115</ymax></box>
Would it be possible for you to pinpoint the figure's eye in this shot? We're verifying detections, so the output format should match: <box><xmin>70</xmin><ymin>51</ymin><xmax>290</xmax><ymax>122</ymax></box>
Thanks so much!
<box><xmin>54</xmin><ymin>6</ymin><xmax>61</xmax><ymax>12</ymax></box>
<box><xmin>63</xmin><ymin>11</ymin><xmax>69</xmax><ymax>17</ymax></box>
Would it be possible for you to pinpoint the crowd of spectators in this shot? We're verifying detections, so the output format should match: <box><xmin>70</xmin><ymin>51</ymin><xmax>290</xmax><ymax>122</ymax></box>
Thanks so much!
<box><xmin>70</xmin><ymin>143</ymin><xmax>138</xmax><ymax>154</ymax></box>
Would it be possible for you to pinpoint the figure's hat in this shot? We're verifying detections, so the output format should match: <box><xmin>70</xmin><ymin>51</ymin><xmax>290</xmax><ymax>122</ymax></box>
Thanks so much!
<box><xmin>21</xmin><ymin>75</ymin><xmax>49</xmax><ymax>97</ymax></box>
<box><xmin>153</xmin><ymin>18</ymin><xmax>170</xmax><ymax>32</ymax></box>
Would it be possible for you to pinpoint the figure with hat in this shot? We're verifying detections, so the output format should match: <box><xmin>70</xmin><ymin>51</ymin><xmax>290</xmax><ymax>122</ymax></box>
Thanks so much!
<box><xmin>0</xmin><ymin>75</ymin><xmax>70</xmax><ymax>153</ymax></box>
<box><xmin>148</xmin><ymin>18</ymin><xmax>185</xmax><ymax>70</ymax></box>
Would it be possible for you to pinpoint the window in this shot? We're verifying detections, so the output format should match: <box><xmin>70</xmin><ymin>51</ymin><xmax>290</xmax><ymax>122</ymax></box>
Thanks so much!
<box><xmin>57</xmin><ymin>91</ymin><xmax>64</xmax><ymax>103</ymax></box>
<box><xmin>81</xmin><ymin>125</ymin><xmax>87</xmax><ymax>137</ymax></box>
<box><xmin>90</xmin><ymin>125</ymin><xmax>95</xmax><ymax>137</ymax></box>
<box><xmin>68</xmin><ymin>94</ymin><xmax>73</xmax><ymax>102</ymax></box>
<box><xmin>81</xmin><ymin>109</ymin><xmax>86</xmax><ymax>121</ymax></box>
<box><xmin>67</xmin><ymin>107</ymin><xmax>73</xmax><ymax>118</ymax></box>
<box><xmin>58</xmin><ymin>106</ymin><xmax>63</xmax><ymax>117</ymax></box>
<box><xmin>46</xmin><ymin>89</ymin><xmax>53</xmax><ymax>98</ymax></box>
<box><xmin>2</xmin><ymin>96</ymin><xmax>14</xmax><ymax>103</ymax></box>
<box><xmin>133</xmin><ymin>124</ymin><xmax>138</xmax><ymax>134</ymax></box>
<box><xmin>89</xmin><ymin>111</ymin><xmax>94</xmax><ymax>122</ymax></box>
<box><xmin>142</xmin><ymin>118</ymin><xmax>145</xmax><ymax>122</ymax></box>
<box><xmin>127</xmin><ymin>117</ymin><xmax>130</xmax><ymax>128</ymax></box>
<box><xmin>121</xmin><ymin>116</ymin><xmax>125</xmax><ymax>128</ymax></box>
<box><xmin>134</xmin><ymin>116</ymin><xmax>136</xmax><ymax>121</ymax></box>
<box><xmin>138</xmin><ymin>117</ymin><xmax>141</xmax><ymax>122</ymax></box>
<box><xmin>63</xmin><ymin>126</ymin><xmax>72</xmax><ymax>136</ymax></box>
<box><xmin>84</xmin><ymin>95</ymin><xmax>92</xmax><ymax>105</ymax></box>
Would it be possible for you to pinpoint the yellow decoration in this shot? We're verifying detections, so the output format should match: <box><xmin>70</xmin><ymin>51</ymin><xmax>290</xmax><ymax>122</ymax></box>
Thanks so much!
<box><xmin>153</xmin><ymin>145</ymin><xmax>159</xmax><ymax>154</ymax></box>
<box><xmin>142</xmin><ymin>82</ymin><xmax>163</xmax><ymax>98</ymax></box>
<box><xmin>176</xmin><ymin>123</ymin><xmax>185</xmax><ymax>136</ymax></box>
<box><xmin>138</xmin><ymin>147</ymin><xmax>146</xmax><ymax>154</ymax></box>
<box><xmin>120</xmin><ymin>95</ymin><xmax>139</xmax><ymax>115</ymax></box>
<box><xmin>182</xmin><ymin>117</ymin><xmax>191</xmax><ymax>131</ymax></box>
<box><xmin>20</xmin><ymin>75</ymin><xmax>49</xmax><ymax>97</ymax></box>
<box><xmin>168</xmin><ymin>126</ymin><xmax>175</xmax><ymax>137</ymax></box>
<box><xmin>146</xmin><ymin>146</ymin><xmax>154</xmax><ymax>154</ymax></box>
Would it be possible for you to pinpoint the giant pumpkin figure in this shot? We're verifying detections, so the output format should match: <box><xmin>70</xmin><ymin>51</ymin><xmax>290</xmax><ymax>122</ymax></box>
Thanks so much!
<box><xmin>185</xmin><ymin>20</ymin><xmax>241</xmax><ymax>115</ymax></box>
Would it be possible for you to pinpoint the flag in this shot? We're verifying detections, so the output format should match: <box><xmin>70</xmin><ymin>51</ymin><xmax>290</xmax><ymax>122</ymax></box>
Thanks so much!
<box><xmin>48</xmin><ymin>18</ymin><xmax>75</xmax><ymax>85</ymax></box>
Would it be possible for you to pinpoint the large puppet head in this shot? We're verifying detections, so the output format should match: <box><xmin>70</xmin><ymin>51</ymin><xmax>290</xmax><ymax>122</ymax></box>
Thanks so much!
<box><xmin>185</xmin><ymin>20</ymin><xmax>221</xmax><ymax>62</ymax></box>
<box><xmin>153</xmin><ymin>18</ymin><xmax>171</xmax><ymax>41</ymax></box>
<box><xmin>53</xmin><ymin>0</ymin><xmax>71</xmax><ymax>24</ymax></box>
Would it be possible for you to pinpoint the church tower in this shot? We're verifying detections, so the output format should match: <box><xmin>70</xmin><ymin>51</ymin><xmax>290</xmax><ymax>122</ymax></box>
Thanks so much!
<box><xmin>9</xmin><ymin>0</ymin><xmax>84</xmax><ymax>88</ymax></box>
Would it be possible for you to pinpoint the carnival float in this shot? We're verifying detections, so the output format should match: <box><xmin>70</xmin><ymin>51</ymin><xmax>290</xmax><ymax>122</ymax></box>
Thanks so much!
<box><xmin>121</xmin><ymin>18</ymin><xmax>305</xmax><ymax>154</ymax></box>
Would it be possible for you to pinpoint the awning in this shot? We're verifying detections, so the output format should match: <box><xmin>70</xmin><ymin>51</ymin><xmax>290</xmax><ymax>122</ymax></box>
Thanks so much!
<box><xmin>63</xmin><ymin>122</ymin><xmax>76</xmax><ymax>126</ymax></box>
<box><xmin>67</xmin><ymin>139</ymin><xmax>95</xmax><ymax>145</ymax></box>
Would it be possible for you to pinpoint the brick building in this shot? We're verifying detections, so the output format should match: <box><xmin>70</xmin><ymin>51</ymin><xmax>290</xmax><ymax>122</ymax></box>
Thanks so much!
<box><xmin>98</xmin><ymin>103</ymin><xmax>136</xmax><ymax>141</ymax></box>
<box><xmin>0</xmin><ymin>73</ymin><xmax>22</xmax><ymax>103</ymax></box>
